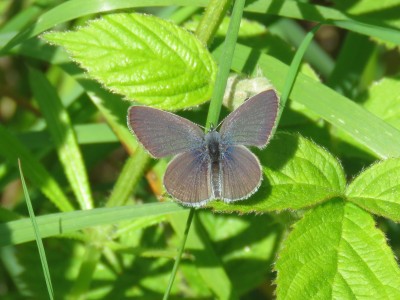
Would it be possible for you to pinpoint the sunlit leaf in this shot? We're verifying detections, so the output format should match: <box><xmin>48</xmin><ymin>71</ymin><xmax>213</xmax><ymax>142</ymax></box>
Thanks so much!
<box><xmin>347</xmin><ymin>158</ymin><xmax>400</xmax><ymax>222</ymax></box>
<box><xmin>43</xmin><ymin>13</ymin><xmax>217</xmax><ymax>110</ymax></box>
<box><xmin>276</xmin><ymin>199</ymin><xmax>400</xmax><ymax>299</ymax></box>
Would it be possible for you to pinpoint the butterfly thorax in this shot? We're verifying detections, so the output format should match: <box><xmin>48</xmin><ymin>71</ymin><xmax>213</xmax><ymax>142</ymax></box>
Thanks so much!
<box><xmin>205</xmin><ymin>130</ymin><xmax>221</xmax><ymax>163</ymax></box>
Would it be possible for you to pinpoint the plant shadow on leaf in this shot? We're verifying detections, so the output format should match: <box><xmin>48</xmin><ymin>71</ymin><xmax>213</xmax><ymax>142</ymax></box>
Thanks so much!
<box><xmin>17</xmin><ymin>240</ymin><xmax>76</xmax><ymax>298</ymax></box>
<box><xmin>89</xmin><ymin>225</ymin><xmax>172</xmax><ymax>299</ymax></box>
<box><xmin>241</xmin><ymin>47</ymin><xmax>263</xmax><ymax>75</ymax></box>
<box><xmin>257</xmin><ymin>132</ymin><xmax>300</xmax><ymax>171</ymax></box>
<box><xmin>198</xmin><ymin>212</ymin><xmax>284</xmax><ymax>295</ymax></box>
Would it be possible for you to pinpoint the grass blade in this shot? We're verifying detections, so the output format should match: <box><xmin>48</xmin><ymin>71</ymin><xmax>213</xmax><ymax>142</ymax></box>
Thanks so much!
<box><xmin>269</xmin><ymin>19</ymin><xmax>334</xmax><ymax>78</ymax></box>
<box><xmin>163</xmin><ymin>209</ymin><xmax>195</xmax><ymax>300</ymax></box>
<box><xmin>0</xmin><ymin>5</ymin><xmax>42</xmax><ymax>34</ymax></box>
<box><xmin>69</xmin><ymin>244</ymin><xmax>102</xmax><ymax>298</ymax></box>
<box><xmin>195</xmin><ymin>0</ymin><xmax>231</xmax><ymax>46</ymax></box>
<box><xmin>18</xmin><ymin>160</ymin><xmax>54</xmax><ymax>300</ymax></box>
<box><xmin>0</xmin><ymin>202</ymin><xmax>186</xmax><ymax>247</ymax></box>
<box><xmin>277</xmin><ymin>23</ymin><xmax>322</xmax><ymax>124</ymax></box>
<box><xmin>29</xmin><ymin>67</ymin><xmax>94</xmax><ymax>210</ymax></box>
<box><xmin>205</xmin><ymin>0</ymin><xmax>245</xmax><ymax>128</ymax></box>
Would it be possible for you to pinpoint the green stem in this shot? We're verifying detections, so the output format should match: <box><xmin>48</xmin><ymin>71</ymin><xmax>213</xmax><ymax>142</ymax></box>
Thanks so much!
<box><xmin>205</xmin><ymin>0</ymin><xmax>246</xmax><ymax>129</ymax></box>
<box><xmin>163</xmin><ymin>1</ymin><xmax>246</xmax><ymax>299</ymax></box>
<box><xmin>69</xmin><ymin>242</ymin><xmax>102</xmax><ymax>298</ymax></box>
<box><xmin>162</xmin><ymin>209</ymin><xmax>195</xmax><ymax>300</ymax></box>
<box><xmin>195</xmin><ymin>0</ymin><xmax>232</xmax><ymax>46</ymax></box>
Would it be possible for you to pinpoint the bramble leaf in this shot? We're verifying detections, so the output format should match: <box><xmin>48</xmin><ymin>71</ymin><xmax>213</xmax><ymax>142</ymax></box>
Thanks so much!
<box><xmin>209</xmin><ymin>133</ymin><xmax>346</xmax><ymax>213</ymax></box>
<box><xmin>276</xmin><ymin>199</ymin><xmax>400</xmax><ymax>299</ymax></box>
<box><xmin>346</xmin><ymin>158</ymin><xmax>400</xmax><ymax>222</ymax></box>
<box><xmin>43</xmin><ymin>13</ymin><xmax>217</xmax><ymax>110</ymax></box>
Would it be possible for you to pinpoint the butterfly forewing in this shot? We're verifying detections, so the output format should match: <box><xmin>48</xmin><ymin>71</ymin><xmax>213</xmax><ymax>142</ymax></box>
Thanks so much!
<box><xmin>220</xmin><ymin>90</ymin><xmax>279</xmax><ymax>148</ymax></box>
<box><xmin>221</xmin><ymin>145</ymin><xmax>262</xmax><ymax>201</ymax></box>
<box><xmin>164</xmin><ymin>149</ymin><xmax>212</xmax><ymax>206</ymax></box>
<box><xmin>128</xmin><ymin>106</ymin><xmax>204</xmax><ymax>158</ymax></box>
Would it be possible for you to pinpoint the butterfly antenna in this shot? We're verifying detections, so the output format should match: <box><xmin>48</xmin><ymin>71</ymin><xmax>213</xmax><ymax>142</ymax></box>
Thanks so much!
<box><xmin>216</xmin><ymin>118</ymin><xmax>224</xmax><ymax>129</ymax></box>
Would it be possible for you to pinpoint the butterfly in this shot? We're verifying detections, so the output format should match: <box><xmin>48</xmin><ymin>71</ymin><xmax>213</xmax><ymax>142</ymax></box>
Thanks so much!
<box><xmin>127</xmin><ymin>89</ymin><xmax>279</xmax><ymax>207</ymax></box>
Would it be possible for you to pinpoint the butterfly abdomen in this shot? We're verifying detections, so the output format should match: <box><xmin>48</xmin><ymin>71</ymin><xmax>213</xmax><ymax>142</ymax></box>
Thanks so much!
<box><xmin>211</xmin><ymin>161</ymin><xmax>221</xmax><ymax>198</ymax></box>
<box><xmin>205</xmin><ymin>130</ymin><xmax>222</xmax><ymax>199</ymax></box>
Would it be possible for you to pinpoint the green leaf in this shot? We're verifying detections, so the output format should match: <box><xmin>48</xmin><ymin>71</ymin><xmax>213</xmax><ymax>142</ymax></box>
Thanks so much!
<box><xmin>261</xmin><ymin>134</ymin><xmax>346</xmax><ymax>210</ymax></box>
<box><xmin>209</xmin><ymin>133</ymin><xmax>346</xmax><ymax>213</ymax></box>
<box><xmin>43</xmin><ymin>13</ymin><xmax>217</xmax><ymax>110</ymax></box>
<box><xmin>29</xmin><ymin>68</ymin><xmax>94</xmax><ymax>210</ymax></box>
<box><xmin>276</xmin><ymin>199</ymin><xmax>400</xmax><ymax>299</ymax></box>
<box><xmin>9</xmin><ymin>9</ymin><xmax>400</xmax><ymax>158</ymax></box>
<box><xmin>346</xmin><ymin>158</ymin><xmax>400</xmax><ymax>222</ymax></box>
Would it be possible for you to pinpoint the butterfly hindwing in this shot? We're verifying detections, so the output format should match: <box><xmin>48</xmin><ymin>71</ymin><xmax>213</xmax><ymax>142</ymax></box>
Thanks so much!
<box><xmin>164</xmin><ymin>149</ymin><xmax>212</xmax><ymax>206</ymax></box>
<box><xmin>220</xmin><ymin>145</ymin><xmax>262</xmax><ymax>201</ymax></box>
